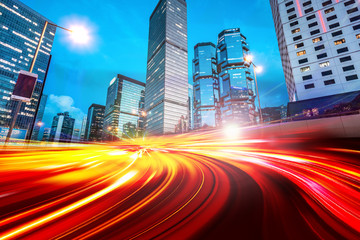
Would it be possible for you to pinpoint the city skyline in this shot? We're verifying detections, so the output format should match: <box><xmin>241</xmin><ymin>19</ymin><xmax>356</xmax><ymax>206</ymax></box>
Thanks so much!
<box><xmin>19</xmin><ymin>0</ymin><xmax>288</xmax><ymax>134</ymax></box>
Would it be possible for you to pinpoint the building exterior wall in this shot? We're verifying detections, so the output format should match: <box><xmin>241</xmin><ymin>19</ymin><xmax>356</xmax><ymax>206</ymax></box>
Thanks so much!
<box><xmin>270</xmin><ymin>0</ymin><xmax>360</xmax><ymax>102</ymax></box>
<box><xmin>49</xmin><ymin>112</ymin><xmax>74</xmax><ymax>143</ymax></box>
<box><xmin>145</xmin><ymin>0</ymin><xmax>188</xmax><ymax>135</ymax></box>
<box><xmin>31</xmin><ymin>94</ymin><xmax>47</xmax><ymax>140</ymax></box>
<box><xmin>103</xmin><ymin>75</ymin><xmax>145</xmax><ymax>140</ymax></box>
<box><xmin>217</xmin><ymin>28</ymin><xmax>256</xmax><ymax>126</ymax></box>
<box><xmin>193</xmin><ymin>42</ymin><xmax>219</xmax><ymax>129</ymax></box>
<box><xmin>0</xmin><ymin>0</ymin><xmax>55</xmax><ymax>135</ymax></box>
<box><xmin>84</xmin><ymin>104</ymin><xmax>105</xmax><ymax>142</ymax></box>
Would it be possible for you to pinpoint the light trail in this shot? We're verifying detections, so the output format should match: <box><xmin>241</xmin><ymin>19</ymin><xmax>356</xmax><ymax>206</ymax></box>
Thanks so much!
<box><xmin>0</xmin><ymin>130</ymin><xmax>359</xmax><ymax>239</ymax></box>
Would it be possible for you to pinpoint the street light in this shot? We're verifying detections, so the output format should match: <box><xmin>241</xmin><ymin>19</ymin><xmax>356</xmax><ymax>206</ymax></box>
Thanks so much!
<box><xmin>245</xmin><ymin>55</ymin><xmax>263</xmax><ymax>124</ymax></box>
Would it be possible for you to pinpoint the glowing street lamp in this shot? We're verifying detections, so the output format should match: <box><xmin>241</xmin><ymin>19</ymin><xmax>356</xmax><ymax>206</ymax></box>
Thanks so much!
<box><xmin>245</xmin><ymin>55</ymin><xmax>263</xmax><ymax>124</ymax></box>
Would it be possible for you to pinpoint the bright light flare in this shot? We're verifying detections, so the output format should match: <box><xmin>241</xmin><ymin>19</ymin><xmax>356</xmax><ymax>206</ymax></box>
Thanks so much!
<box><xmin>244</xmin><ymin>55</ymin><xmax>253</xmax><ymax>63</ymax></box>
<box><xmin>69</xmin><ymin>25</ymin><xmax>90</xmax><ymax>44</ymax></box>
<box><xmin>255</xmin><ymin>66</ymin><xmax>263</xmax><ymax>73</ymax></box>
<box><xmin>224</xmin><ymin>124</ymin><xmax>241</xmax><ymax>139</ymax></box>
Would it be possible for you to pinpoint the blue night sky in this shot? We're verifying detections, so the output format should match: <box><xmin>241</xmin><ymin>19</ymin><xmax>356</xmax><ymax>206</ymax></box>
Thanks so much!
<box><xmin>21</xmin><ymin>0</ymin><xmax>289</xmax><ymax>131</ymax></box>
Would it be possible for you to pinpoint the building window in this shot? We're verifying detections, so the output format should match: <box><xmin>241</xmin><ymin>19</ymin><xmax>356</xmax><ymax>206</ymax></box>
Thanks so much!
<box><xmin>344</xmin><ymin>0</ymin><xmax>355</xmax><ymax>6</ymax></box>
<box><xmin>305</xmin><ymin>83</ymin><xmax>315</xmax><ymax>89</ymax></box>
<box><xmin>300</xmin><ymin>66</ymin><xmax>311</xmax><ymax>72</ymax></box>
<box><xmin>329</xmin><ymin>23</ymin><xmax>340</xmax><ymax>29</ymax></box>
<box><xmin>299</xmin><ymin>58</ymin><xmax>308</xmax><ymax>64</ymax></box>
<box><xmin>315</xmin><ymin>45</ymin><xmax>325</xmax><ymax>51</ymax></box>
<box><xmin>353</xmin><ymin>24</ymin><xmax>360</xmax><ymax>30</ymax></box>
<box><xmin>356</xmin><ymin>34</ymin><xmax>360</xmax><ymax>39</ymax></box>
<box><xmin>322</xmin><ymin>70</ymin><xmax>333</xmax><ymax>76</ymax></box>
<box><xmin>310</xmin><ymin>29</ymin><xmax>320</xmax><ymax>35</ymax></box>
<box><xmin>324</xmin><ymin>79</ymin><xmax>335</xmax><ymax>85</ymax></box>
<box><xmin>305</xmin><ymin>7</ymin><xmax>314</xmax><ymax>14</ymax></box>
<box><xmin>346</xmin><ymin>74</ymin><xmax>358</xmax><ymax>81</ymax></box>
<box><xmin>340</xmin><ymin>56</ymin><xmax>352</xmax><ymax>62</ymax></box>
<box><xmin>287</xmin><ymin>7</ymin><xmax>295</xmax><ymax>13</ymax></box>
<box><xmin>327</xmin><ymin>15</ymin><xmax>337</xmax><ymax>21</ymax></box>
<box><xmin>313</xmin><ymin>37</ymin><xmax>322</xmax><ymax>43</ymax></box>
<box><xmin>347</xmin><ymin>7</ymin><xmax>358</xmax><ymax>14</ymax></box>
<box><xmin>322</xmin><ymin>0</ymin><xmax>332</xmax><ymax>7</ymax></box>
<box><xmin>343</xmin><ymin>65</ymin><xmax>355</xmax><ymax>71</ymax></box>
<box><xmin>307</xmin><ymin>14</ymin><xmax>316</xmax><ymax>20</ymax></box>
<box><xmin>293</xmin><ymin>35</ymin><xmax>302</xmax><ymax>41</ymax></box>
<box><xmin>289</xmin><ymin>14</ymin><xmax>297</xmax><ymax>20</ymax></box>
<box><xmin>292</xmin><ymin>28</ymin><xmax>300</xmax><ymax>34</ymax></box>
<box><xmin>308</xmin><ymin>22</ymin><xmax>318</xmax><ymax>28</ymax></box>
<box><xmin>332</xmin><ymin>30</ymin><xmax>343</xmax><ymax>37</ymax></box>
<box><xmin>317</xmin><ymin>53</ymin><xmax>327</xmax><ymax>59</ymax></box>
<box><xmin>303</xmin><ymin>1</ymin><xmax>312</xmax><ymax>7</ymax></box>
<box><xmin>325</xmin><ymin>7</ymin><xmax>335</xmax><ymax>14</ymax></box>
<box><xmin>295</xmin><ymin>42</ymin><xmax>304</xmax><ymax>49</ymax></box>
<box><xmin>297</xmin><ymin>50</ymin><xmax>306</xmax><ymax>56</ymax></box>
<box><xmin>303</xmin><ymin>75</ymin><xmax>312</xmax><ymax>80</ymax></box>
<box><xmin>337</xmin><ymin>47</ymin><xmax>349</xmax><ymax>54</ymax></box>
<box><xmin>350</xmin><ymin>15</ymin><xmax>360</xmax><ymax>22</ymax></box>
<box><xmin>334</xmin><ymin>38</ymin><xmax>345</xmax><ymax>45</ymax></box>
<box><xmin>290</xmin><ymin>21</ymin><xmax>299</xmax><ymax>27</ymax></box>
<box><xmin>319</xmin><ymin>61</ymin><xmax>330</xmax><ymax>68</ymax></box>
<box><xmin>285</xmin><ymin>1</ymin><xmax>294</xmax><ymax>7</ymax></box>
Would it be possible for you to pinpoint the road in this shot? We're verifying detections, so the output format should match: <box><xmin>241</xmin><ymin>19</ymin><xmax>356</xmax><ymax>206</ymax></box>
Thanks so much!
<box><xmin>0</xmin><ymin>130</ymin><xmax>359</xmax><ymax>239</ymax></box>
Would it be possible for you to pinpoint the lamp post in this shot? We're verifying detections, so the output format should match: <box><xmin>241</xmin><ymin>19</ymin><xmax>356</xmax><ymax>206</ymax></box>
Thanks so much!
<box><xmin>245</xmin><ymin>55</ymin><xmax>263</xmax><ymax>124</ymax></box>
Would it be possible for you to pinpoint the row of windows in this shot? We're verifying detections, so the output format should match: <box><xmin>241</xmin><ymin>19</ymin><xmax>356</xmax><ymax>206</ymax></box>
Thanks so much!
<box><xmin>302</xmin><ymin>64</ymin><xmax>357</xmax><ymax>80</ymax></box>
<box><xmin>304</xmin><ymin>74</ymin><xmax>358</xmax><ymax>90</ymax></box>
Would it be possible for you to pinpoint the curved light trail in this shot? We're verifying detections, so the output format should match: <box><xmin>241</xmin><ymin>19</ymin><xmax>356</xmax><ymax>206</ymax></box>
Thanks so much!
<box><xmin>0</xmin><ymin>129</ymin><xmax>359</xmax><ymax>239</ymax></box>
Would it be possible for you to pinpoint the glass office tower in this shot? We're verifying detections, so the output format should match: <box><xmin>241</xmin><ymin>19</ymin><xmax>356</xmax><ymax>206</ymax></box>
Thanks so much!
<box><xmin>84</xmin><ymin>104</ymin><xmax>105</xmax><ymax>142</ymax></box>
<box><xmin>145</xmin><ymin>0</ymin><xmax>188</xmax><ymax>135</ymax></box>
<box><xmin>49</xmin><ymin>112</ymin><xmax>75</xmax><ymax>143</ymax></box>
<box><xmin>0</xmin><ymin>0</ymin><xmax>55</xmax><ymax>138</ymax></box>
<box><xmin>31</xmin><ymin>94</ymin><xmax>47</xmax><ymax>140</ymax></box>
<box><xmin>193</xmin><ymin>42</ymin><xmax>219</xmax><ymax>129</ymax></box>
<box><xmin>103</xmin><ymin>75</ymin><xmax>146</xmax><ymax>140</ymax></box>
<box><xmin>217</xmin><ymin>28</ymin><xmax>256</xmax><ymax>126</ymax></box>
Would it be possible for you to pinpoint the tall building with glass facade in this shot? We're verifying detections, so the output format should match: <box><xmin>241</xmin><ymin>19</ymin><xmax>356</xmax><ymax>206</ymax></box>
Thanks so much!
<box><xmin>270</xmin><ymin>0</ymin><xmax>360</xmax><ymax>103</ymax></box>
<box><xmin>31</xmin><ymin>94</ymin><xmax>47</xmax><ymax>140</ymax></box>
<box><xmin>193</xmin><ymin>42</ymin><xmax>219</xmax><ymax>129</ymax></box>
<box><xmin>217</xmin><ymin>28</ymin><xmax>256</xmax><ymax>126</ymax></box>
<box><xmin>145</xmin><ymin>0</ymin><xmax>188</xmax><ymax>135</ymax></box>
<box><xmin>103</xmin><ymin>75</ymin><xmax>146</xmax><ymax>140</ymax></box>
<box><xmin>0</xmin><ymin>0</ymin><xmax>55</xmax><ymax>139</ymax></box>
<box><xmin>188</xmin><ymin>84</ymin><xmax>194</xmax><ymax>130</ymax></box>
<box><xmin>84</xmin><ymin>104</ymin><xmax>105</xmax><ymax>142</ymax></box>
<box><xmin>49</xmin><ymin>112</ymin><xmax>75</xmax><ymax>143</ymax></box>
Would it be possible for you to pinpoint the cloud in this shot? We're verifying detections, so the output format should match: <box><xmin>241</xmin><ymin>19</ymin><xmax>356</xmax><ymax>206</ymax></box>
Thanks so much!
<box><xmin>43</xmin><ymin>94</ymin><xmax>86</xmax><ymax>130</ymax></box>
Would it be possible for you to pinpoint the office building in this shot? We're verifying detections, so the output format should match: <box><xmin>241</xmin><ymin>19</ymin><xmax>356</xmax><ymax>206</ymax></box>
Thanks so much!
<box><xmin>84</xmin><ymin>104</ymin><xmax>105</xmax><ymax>142</ymax></box>
<box><xmin>0</xmin><ymin>0</ymin><xmax>56</xmax><ymax>138</ymax></box>
<box><xmin>103</xmin><ymin>75</ymin><xmax>146</xmax><ymax>140</ymax></box>
<box><xmin>145</xmin><ymin>0</ymin><xmax>188</xmax><ymax>135</ymax></box>
<box><xmin>42</xmin><ymin>127</ymin><xmax>50</xmax><ymax>141</ymax></box>
<box><xmin>31</xmin><ymin>94</ymin><xmax>47</xmax><ymax>140</ymax></box>
<box><xmin>217</xmin><ymin>28</ymin><xmax>256</xmax><ymax>125</ymax></box>
<box><xmin>49</xmin><ymin>112</ymin><xmax>75</xmax><ymax>143</ymax></box>
<box><xmin>188</xmin><ymin>84</ymin><xmax>194</xmax><ymax>130</ymax></box>
<box><xmin>270</xmin><ymin>0</ymin><xmax>360</xmax><ymax>104</ymax></box>
<box><xmin>80</xmin><ymin>116</ymin><xmax>87</xmax><ymax>141</ymax></box>
<box><xmin>72</xmin><ymin>128</ymin><xmax>80</xmax><ymax>142</ymax></box>
<box><xmin>193</xmin><ymin>42</ymin><xmax>219</xmax><ymax>129</ymax></box>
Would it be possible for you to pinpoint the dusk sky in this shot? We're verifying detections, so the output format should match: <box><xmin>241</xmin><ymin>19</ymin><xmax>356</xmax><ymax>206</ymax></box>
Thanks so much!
<box><xmin>21</xmin><ymin>0</ymin><xmax>289</xmax><ymax>131</ymax></box>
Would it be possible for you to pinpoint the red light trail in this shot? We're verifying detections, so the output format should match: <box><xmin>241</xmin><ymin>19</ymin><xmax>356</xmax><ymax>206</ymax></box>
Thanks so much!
<box><xmin>0</xmin><ymin>129</ymin><xmax>359</xmax><ymax>239</ymax></box>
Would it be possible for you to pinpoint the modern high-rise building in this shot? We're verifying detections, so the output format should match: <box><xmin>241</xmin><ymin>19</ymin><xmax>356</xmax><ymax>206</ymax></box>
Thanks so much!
<box><xmin>103</xmin><ymin>75</ymin><xmax>146</xmax><ymax>140</ymax></box>
<box><xmin>42</xmin><ymin>127</ymin><xmax>50</xmax><ymax>141</ymax></box>
<box><xmin>72</xmin><ymin>128</ymin><xmax>80</xmax><ymax>142</ymax></box>
<box><xmin>193</xmin><ymin>42</ymin><xmax>219</xmax><ymax>129</ymax></box>
<box><xmin>80</xmin><ymin>116</ymin><xmax>87</xmax><ymax>141</ymax></box>
<box><xmin>49</xmin><ymin>112</ymin><xmax>75</xmax><ymax>143</ymax></box>
<box><xmin>188</xmin><ymin>84</ymin><xmax>194</xmax><ymax>130</ymax></box>
<box><xmin>145</xmin><ymin>0</ymin><xmax>188</xmax><ymax>135</ymax></box>
<box><xmin>270</xmin><ymin>0</ymin><xmax>360</xmax><ymax>103</ymax></box>
<box><xmin>0</xmin><ymin>0</ymin><xmax>56</xmax><ymax>139</ymax></box>
<box><xmin>31</xmin><ymin>94</ymin><xmax>47</xmax><ymax>140</ymax></box>
<box><xmin>84</xmin><ymin>104</ymin><xmax>105</xmax><ymax>142</ymax></box>
<box><xmin>217</xmin><ymin>28</ymin><xmax>256</xmax><ymax>125</ymax></box>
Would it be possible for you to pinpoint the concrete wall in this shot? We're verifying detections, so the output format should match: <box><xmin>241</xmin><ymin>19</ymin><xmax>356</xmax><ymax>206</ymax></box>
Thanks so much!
<box><xmin>242</xmin><ymin>114</ymin><xmax>360</xmax><ymax>138</ymax></box>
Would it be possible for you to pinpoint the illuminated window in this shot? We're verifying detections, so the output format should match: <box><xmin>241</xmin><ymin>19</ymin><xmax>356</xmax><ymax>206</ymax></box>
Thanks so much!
<box><xmin>334</xmin><ymin>38</ymin><xmax>346</xmax><ymax>45</ymax></box>
<box><xmin>297</xmin><ymin>50</ymin><xmax>306</xmax><ymax>56</ymax></box>
<box><xmin>312</xmin><ymin>37</ymin><xmax>322</xmax><ymax>43</ymax></box>
<box><xmin>356</xmin><ymin>34</ymin><xmax>360</xmax><ymax>39</ymax></box>
<box><xmin>324</xmin><ymin>7</ymin><xmax>335</xmax><ymax>14</ymax></box>
<box><xmin>319</xmin><ymin>61</ymin><xmax>330</xmax><ymax>68</ymax></box>
<box><xmin>300</xmin><ymin>66</ymin><xmax>311</xmax><ymax>72</ymax></box>
<box><xmin>291</xmin><ymin>28</ymin><xmax>300</xmax><ymax>34</ymax></box>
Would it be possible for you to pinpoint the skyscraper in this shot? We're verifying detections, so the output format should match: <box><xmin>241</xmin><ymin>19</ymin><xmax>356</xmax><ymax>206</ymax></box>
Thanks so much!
<box><xmin>0</xmin><ymin>0</ymin><xmax>55</xmax><ymax>138</ymax></box>
<box><xmin>193</xmin><ymin>42</ymin><xmax>219</xmax><ymax>129</ymax></box>
<box><xmin>270</xmin><ymin>0</ymin><xmax>360</xmax><ymax>103</ymax></box>
<box><xmin>31</xmin><ymin>94</ymin><xmax>47</xmax><ymax>140</ymax></box>
<box><xmin>42</xmin><ymin>127</ymin><xmax>50</xmax><ymax>141</ymax></box>
<box><xmin>49</xmin><ymin>112</ymin><xmax>75</xmax><ymax>143</ymax></box>
<box><xmin>217</xmin><ymin>29</ymin><xmax>256</xmax><ymax>125</ymax></box>
<box><xmin>80</xmin><ymin>116</ymin><xmax>87</xmax><ymax>141</ymax></box>
<box><xmin>72</xmin><ymin>128</ymin><xmax>80</xmax><ymax>142</ymax></box>
<box><xmin>103</xmin><ymin>75</ymin><xmax>145</xmax><ymax>140</ymax></box>
<box><xmin>145</xmin><ymin>0</ymin><xmax>188</xmax><ymax>135</ymax></box>
<box><xmin>84</xmin><ymin>104</ymin><xmax>105</xmax><ymax>142</ymax></box>
<box><xmin>188</xmin><ymin>84</ymin><xmax>194</xmax><ymax>130</ymax></box>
